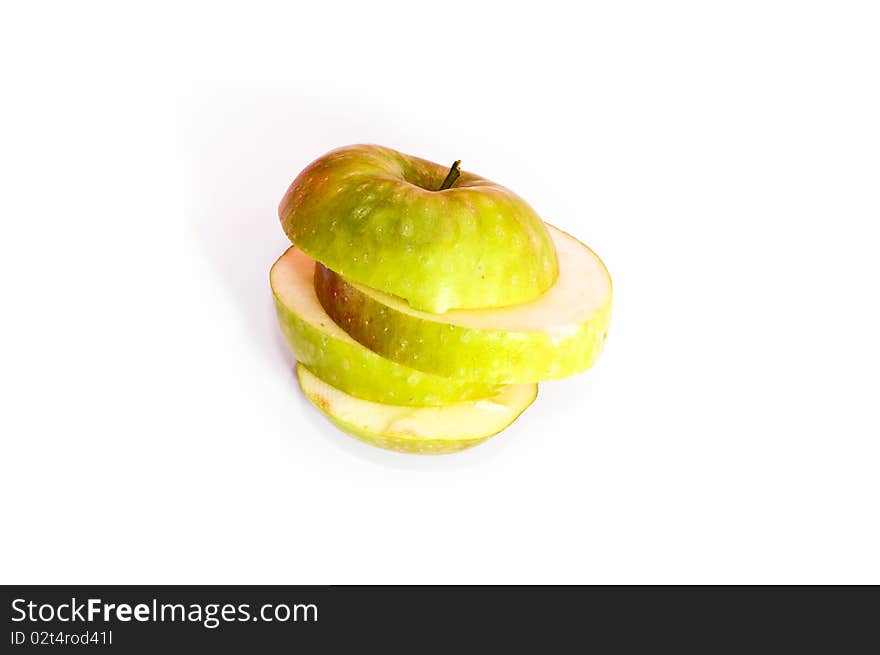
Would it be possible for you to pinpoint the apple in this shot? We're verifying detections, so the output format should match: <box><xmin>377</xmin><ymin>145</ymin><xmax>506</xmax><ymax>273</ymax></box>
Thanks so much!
<box><xmin>296</xmin><ymin>363</ymin><xmax>537</xmax><ymax>454</ymax></box>
<box><xmin>274</xmin><ymin>144</ymin><xmax>613</xmax><ymax>454</ymax></box>
<box><xmin>314</xmin><ymin>224</ymin><xmax>612</xmax><ymax>384</ymax></box>
<box><xmin>278</xmin><ymin>144</ymin><xmax>558</xmax><ymax>313</ymax></box>
<box><xmin>271</xmin><ymin>246</ymin><xmax>501</xmax><ymax>405</ymax></box>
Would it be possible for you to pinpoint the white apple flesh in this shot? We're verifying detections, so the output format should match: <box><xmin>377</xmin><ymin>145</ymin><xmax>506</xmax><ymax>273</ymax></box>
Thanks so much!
<box><xmin>297</xmin><ymin>363</ymin><xmax>537</xmax><ymax>454</ymax></box>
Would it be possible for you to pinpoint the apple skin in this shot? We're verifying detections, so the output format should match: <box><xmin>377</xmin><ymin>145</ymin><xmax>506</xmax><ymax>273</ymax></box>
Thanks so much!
<box><xmin>296</xmin><ymin>363</ymin><xmax>537</xmax><ymax>455</ymax></box>
<box><xmin>271</xmin><ymin>247</ymin><xmax>501</xmax><ymax>405</ymax></box>
<box><xmin>314</xmin><ymin>225</ymin><xmax>612</xmax><ymax>384</ymax></box>
<box><xmin>279</xmin><ymin>144</ymin><xmax>558</xmax><ymax>313</ymax></box>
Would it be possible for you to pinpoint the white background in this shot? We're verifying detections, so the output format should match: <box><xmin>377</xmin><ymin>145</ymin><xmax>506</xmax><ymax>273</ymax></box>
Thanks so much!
<box><xmin>2</xmin><ymin>1</ymin><xmax>878</xmax><ymax>584</ymax></box>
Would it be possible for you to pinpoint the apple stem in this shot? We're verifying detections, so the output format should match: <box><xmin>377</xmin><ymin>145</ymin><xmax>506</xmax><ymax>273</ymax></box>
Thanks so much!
<box><xmin>438</xmin><ymin>160</ymin><xmax>461</xmax><ymax>190</ymax></box>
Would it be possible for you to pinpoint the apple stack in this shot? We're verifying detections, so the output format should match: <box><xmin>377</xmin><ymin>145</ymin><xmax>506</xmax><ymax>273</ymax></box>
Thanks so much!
<box><xmin>271</xmin><ymin>145</ymin><xmax>611</xmax><ymax>454</ymax></box>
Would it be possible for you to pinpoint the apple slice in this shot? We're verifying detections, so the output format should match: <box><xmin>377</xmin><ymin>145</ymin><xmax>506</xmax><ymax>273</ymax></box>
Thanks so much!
<box><xmin>315</xmin><ymin>224</ymin><xmax>612</xmax><ymax>384</ymax></box>
<box><xmin>297</xmin><ymin>363</ymin><xmax>537</xmax><ymax>454</ymax></box>
<box><xmin>271</xmin><ymin>247</ymin><xmax>501</xmax><ymax>405</ymax></box>
<box><xmin>279</xmin><ymin>144</ymin><xmax>558</xmax><ymax>313</ymax></box>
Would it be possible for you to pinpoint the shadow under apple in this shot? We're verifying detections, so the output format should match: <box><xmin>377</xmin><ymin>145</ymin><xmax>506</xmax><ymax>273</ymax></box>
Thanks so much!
<box><xmin>178</xmin><ymin>82</ymin><xmax>524</xmax><ymax>468</ymax></box>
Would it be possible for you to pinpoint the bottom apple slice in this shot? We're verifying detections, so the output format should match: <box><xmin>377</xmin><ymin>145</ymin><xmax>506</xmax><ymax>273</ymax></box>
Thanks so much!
<box><xmin>297</xmin><ymin>363</ymin><xmax>537</xmax><ymax>454</ymax></box>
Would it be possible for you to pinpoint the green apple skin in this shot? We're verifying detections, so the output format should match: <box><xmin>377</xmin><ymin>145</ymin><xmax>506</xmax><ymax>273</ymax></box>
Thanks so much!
<box><xmin>271</xmin><ymin>247</ymin><xmax>501</xmax><ymax>406</ymax></box>
<box><xmin>296</xmin><ymin>363</ymin><xmax>537</xmax><ymax>455</ymax></box>
<box><xmin>314</xmin><ymin>225</ymin><xmax>612</xmax><ymax>384</ymax></box>
<box><xmin>279</xmin><ymin>144</ymin><xmax>558</xmax><ymax>313</ymax></box>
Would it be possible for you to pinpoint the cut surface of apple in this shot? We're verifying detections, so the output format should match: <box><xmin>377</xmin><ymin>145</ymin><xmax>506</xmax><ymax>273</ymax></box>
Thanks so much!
<box><xmin>271</xmin><ymin>247</ymin><xmax>501</xmax><ymax>406</ymax></box>
<box><xmin>279</xmin><ymin>144</ymin><xmax>558</xmax><ymax>313</ymax></box>
<box><xmin>315</xmin><ymin>224</ymin><xmax>612</xmax><ymax>384</ymax></box>
<box><xmin>297</xmin><ymin>363</ymin><xmax>537</xmax><ymax>454</ymax></box>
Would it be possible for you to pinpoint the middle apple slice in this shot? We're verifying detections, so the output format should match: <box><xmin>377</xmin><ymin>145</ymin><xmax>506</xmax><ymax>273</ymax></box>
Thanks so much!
<box><xmin>271</xmin><ymin>247</ymin><xmax>501</xmax><ymax>406</ymax></box>
<box><xmin>314</xmin><ymin>224</ymin><xmax>613</xmax><ymax>384</ymax></box>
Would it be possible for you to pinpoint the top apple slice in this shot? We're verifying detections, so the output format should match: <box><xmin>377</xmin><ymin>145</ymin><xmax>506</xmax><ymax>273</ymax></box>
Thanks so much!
<box><xmin>315</xmin><ymin>224</ymin><xmax>612</xmax><ymax>384</ymax></box>
<box><xmin>279</xmin><ymin>144</ymin><xmax>558</xmax><ymax>313</ymax></box>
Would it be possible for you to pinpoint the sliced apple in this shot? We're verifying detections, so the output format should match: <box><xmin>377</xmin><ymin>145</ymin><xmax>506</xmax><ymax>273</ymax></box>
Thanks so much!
<box><xmin>315</xmin><ymin>224</ymin><xmax>612</xmax><ymax>384</ymax></box>
<box><xmin>297</xmin><ymin>363</ymin><xmax>537</xmax><ymax>454</ymax></box>
<box><xmin>271</xmin><ymin>247</ymin><xmax>501</xmax><ymax>405</ymax></box>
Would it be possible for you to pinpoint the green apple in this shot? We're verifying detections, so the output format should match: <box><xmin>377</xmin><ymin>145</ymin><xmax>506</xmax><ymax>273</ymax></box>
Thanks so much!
<box><xmin>271</xmin><ymin>246</ymin><xmax>501</xmax><ymax>405</ymax></box>
<box><xmin>314</xmin><ymin>224</ymin><xmax>612</xmax><ymax>384</ymax></box>
<box><xmin>279</xmin><ymin>144</ymin><xmax>558</xmax><ymax>313</ymax></box>
<box><xmin>296</xmin><ymin>363</ymin><xmax>537</xmax><ymax>454</ymax></box>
